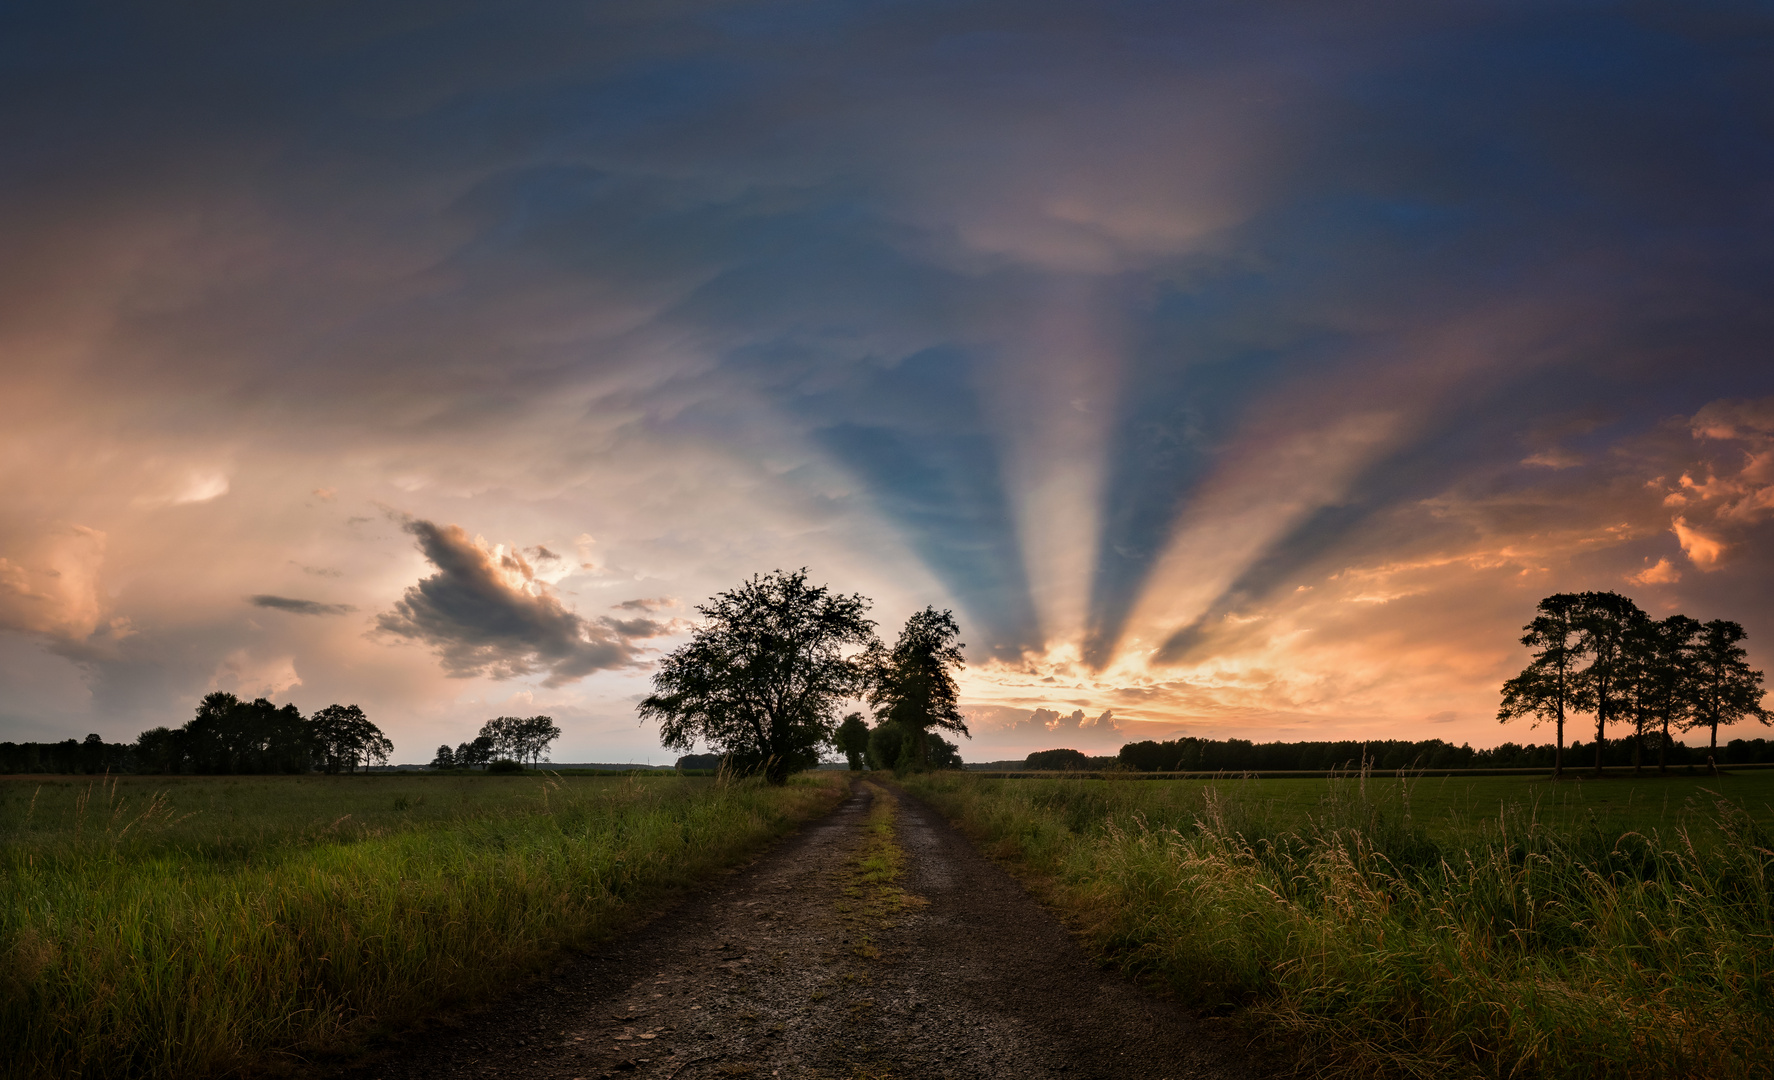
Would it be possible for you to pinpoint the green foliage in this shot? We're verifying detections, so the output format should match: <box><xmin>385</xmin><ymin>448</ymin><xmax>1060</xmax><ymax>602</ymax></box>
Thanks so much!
<box><xmin>865</xmin><ymin>722</ymin><xmax>911</xmax><ymax>771</ymax></box>
<box><xmin>0</xmin><ymin>771</ymin><xmax>845</xmax><ymax>1079</ymax></box>
<box><xmin>905</xmin><ymin>771</ymin><xmax>1774</xmax><ymax>1079</ymax></box>
<box><xmin>863</xmin><ymin>723</ymin><xmax>962</xmax><ymax>772</ymax></box>
<box><xmin>640</xmin><ymin>569</ymin><xmax>878</xmax><ymax>784</ymax></box>
<box><xmin>1501</xmin><ymin>592</ymin><xmax>1769</xmax><ymax>777</ymax></box>
<box><xmin>868</xmin><ymin>607</ymin><xmax>967</xmax><ymax>768</ymax></box>
<box><xmin>835</xmin><ymin>712</ymin><xmax>869</xmax><ymax>771</ymax></box>
<box><xmin>126</xmin><ymin>696</ymin><xmax>390</xmax><ymax>776</ymax></box>
<box><xmin>1025</xmin><ymin>747</ymin><xmax>1091</xmax><ymax>771</ymax></box>
<box><xmin>477</xmin><ymin>715</ymin><xmax>562</xmax><ymax>767</ymax></box>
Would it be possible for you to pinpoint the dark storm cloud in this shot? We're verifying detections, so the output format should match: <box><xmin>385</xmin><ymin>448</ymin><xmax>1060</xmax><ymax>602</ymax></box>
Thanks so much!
<box><xmin>377</xmin><ymin>519</ymin><xmax>645</xmax><ymax>686</ymax></box>
<box><xmin>248</xmin><ymin>595</ymin><xmax>356</xmax><ymax>617</ymax></box>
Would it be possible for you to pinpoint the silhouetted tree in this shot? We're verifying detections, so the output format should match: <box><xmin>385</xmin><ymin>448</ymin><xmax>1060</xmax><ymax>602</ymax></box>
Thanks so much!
<box><xmin>516</xmin><ymin>715</ymin><xmax>562</xmax><ymax>766</ymax></box>
<box><xmin>1635</xmin><ymin>615</ymin><xmax>1701</xmax><ymax>775</ymax></box>
<box><xmin>473</xmin><ymin>716</ymin><xmax>559</xmax><ymax>766</ymax></box>
<box><xmin>1498</xmin><ymin>593</ymin><xmax>1588</xmax><ymax>779</ymax></box>
<box><xmin>430</xmin><ymin>744</ymin><xmax>457</xmax><ymax>770</ymax></box>
<box><xmin>641</xmin><ymin>569</ymin><xmax>878</xmax><ymax>784</ymax></box>
<box><xmin>868</xmin><ymin>607</ymin><xmax>968</xmax><ymax>770</ymax></box>
<box><xmin>478</xmin><ymin>716</ymin><xmax>519</xmax><ymax>760</ymax></box>
<box><xmin>1687</xmin><ymin>619</ymin><xmax>1769</xmax><ymax>772</ymax></box>
<box><xmin>1573</xmin><ymin>592</ymin><xmax>1646</xmax><ymax>776</ymax></box>
<box><xmin>865</xmin><ymin>721</ymin><xmax>910</xmax><ymax>771</ymax></box>
<box><xmin>456</xmin><ymin>735</ymin><xmax>496</xmax><ymax>770</ymax></box>
<box><xmin>925</xmin><ymin>731</ymin><xmax>964</xmax><ymax>770</ymax></box>
<box><xmin>1025</xmin><ymin>748</ymin><xmax>1091</xmax><ymax>771</ymax></box>
<box><xmin>309</xmin><ymin>704</ymin><xmax>391</xmax><ymax>773</ymax></box>
<box><xmin>834</xmin><ymin>712</ymin><xmax>869</xmax><ymax>771</ymax></box>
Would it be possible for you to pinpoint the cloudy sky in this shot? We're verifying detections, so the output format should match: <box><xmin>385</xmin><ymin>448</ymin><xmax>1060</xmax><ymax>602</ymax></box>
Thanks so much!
<box><xmin>4</xmin><ymin>1</ymin><xmax>1773</xmax><ymax>763</ymax></box>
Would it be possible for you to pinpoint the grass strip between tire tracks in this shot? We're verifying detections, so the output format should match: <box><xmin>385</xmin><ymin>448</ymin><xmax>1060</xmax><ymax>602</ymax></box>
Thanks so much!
<box><xmin>1</xmin><ymin>771</ymin><xmax>847</xmax><ymax>1080</ymax></box>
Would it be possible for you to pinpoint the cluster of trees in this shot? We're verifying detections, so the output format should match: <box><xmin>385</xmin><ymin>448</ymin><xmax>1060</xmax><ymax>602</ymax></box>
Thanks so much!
<box><xmin>1105</xmin><ymin>736</ymin><xmax>1727</xmax><ymax>774</ymax></box>
<box><xmin>130</xmin><ymin>694</ymin><xmax>391</xmax><ymax>774</ymax></box>
<box><xmin>640</xmin><ymin>570</ymin><xmax>970</xmax><ymax>783</ymax></box>
<box><xmin>1499</xmin><ymin>592</ymin><xmax>1768</xmax><ymax>777</ymax></box>
<box><xmin>428</xmin><ymin>714</ymin><xmax>562</xmax><ymax>770</ymax></box>
<box><xmin>0</xmin><ymin>734</ymin><xmax>135</xmax><ymax>775</ymax></box>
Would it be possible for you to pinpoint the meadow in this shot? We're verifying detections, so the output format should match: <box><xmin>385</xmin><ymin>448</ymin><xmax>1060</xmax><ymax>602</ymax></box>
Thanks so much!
<box><xmin>0</xmin><ymin>770</ymin><xmax>846</xmax><ymax>1080</ymax></box>
<box><xmin>901</xmin><ymin>769</ymin><xmax>1774</xmax><ymax>1080</ymax></box>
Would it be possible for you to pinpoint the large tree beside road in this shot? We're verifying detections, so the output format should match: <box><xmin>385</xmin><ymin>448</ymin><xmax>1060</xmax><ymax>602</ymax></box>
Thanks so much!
<box><xmin>868</xmin><ymin>606</ymin><xmax>969</xmax><ymax>770</ymax></box>
<box><xmin>641</xmin><ymin>569</ymin><xmax>878</xmax><ymax>784</ymax></box>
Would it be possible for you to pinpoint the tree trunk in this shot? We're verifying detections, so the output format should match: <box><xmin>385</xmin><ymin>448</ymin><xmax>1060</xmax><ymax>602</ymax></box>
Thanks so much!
<box><xmin>1709</xmin><ymin>719</ymin><xmax>1720</xmax><ymax>776</ymax></box>
<box><xmin>1594</xmin><ymin>706</ymin><xmax>1606</xmax><ymax>777</ymax></box>
<box><xmin>1553</xmin><ymin>699</ymin><xmax>1564</xmax><ymax>781</ymax></box>
<box><xmin>1659</xmin><ymin>716</ymin><xmax>1669</xmax><ymax>775</ymax></box>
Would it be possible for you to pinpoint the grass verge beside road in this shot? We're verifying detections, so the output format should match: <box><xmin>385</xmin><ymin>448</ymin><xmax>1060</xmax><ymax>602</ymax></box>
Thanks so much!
<box><xmin>0</xmin><ymin>771</ymin><xmax>846</xmax><ymax>1080</ymax></box>
<box><xmin>902</xmin><ymin>770</ymin><xmax>1774</xmax><ymax>1080</ymax></box>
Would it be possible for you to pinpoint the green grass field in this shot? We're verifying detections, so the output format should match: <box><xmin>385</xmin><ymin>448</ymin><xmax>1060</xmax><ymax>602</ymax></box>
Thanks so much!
<box><xmin>902</xmin><ymin>769</ymin><xmax>1774</xmax><ymax>1080</ymax></box>
<box><xmin>0</xmin><ymin>770</ymin><xmax>846</xmax><ymax>1080</ymax></box>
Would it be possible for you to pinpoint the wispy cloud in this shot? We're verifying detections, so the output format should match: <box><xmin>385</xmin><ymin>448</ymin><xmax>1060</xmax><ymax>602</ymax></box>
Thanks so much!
<box><xmin>248</xmin><ymin>595</ymin><xmax>357</xmax><ymax>616</ymax></box>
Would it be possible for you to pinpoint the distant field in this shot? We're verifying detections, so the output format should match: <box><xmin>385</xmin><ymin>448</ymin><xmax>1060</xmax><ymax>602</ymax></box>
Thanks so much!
<box><xmin>0</xmin><ymin>771</ymin><xmax>846</xmax><ymax>1080</ymax></box>
<box><xmin>903</xmin><ymin>770</ymin><xmax>1774</xmax><ymax>1080</ymax></box>
<box><xmin>970</xmin><ymin>769</ymin><xmax>1774</xmax><ymax>849</ymax></box>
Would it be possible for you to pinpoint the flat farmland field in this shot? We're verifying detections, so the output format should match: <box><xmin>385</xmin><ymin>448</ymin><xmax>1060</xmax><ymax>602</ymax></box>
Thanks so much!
<box><xmin>0</xmin><ymin>771</ymin><xmax>846</xmax><ymax>1080</ymax></box>
<box><xmin>903</xmin><ymin>769</ymin><xmax>1774</xmax><ymax>1080</ymax></box>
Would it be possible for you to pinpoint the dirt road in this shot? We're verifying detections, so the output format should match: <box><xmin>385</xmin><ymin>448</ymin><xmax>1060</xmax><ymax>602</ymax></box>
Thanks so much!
<box><xmin>337</xmin><ymin>779</ymin><xmax>1258</xmax><ymax>1080</ymax></box>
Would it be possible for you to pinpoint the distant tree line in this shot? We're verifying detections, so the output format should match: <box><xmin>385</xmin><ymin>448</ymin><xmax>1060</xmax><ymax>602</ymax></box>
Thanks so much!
<box><xmin>428</xmin><ymin>714</ymin><xmax>561</xmax><ymax>770</ymax></box>
<box><xmin>1499</xmin><ymin>591</ymin><xmax>1767</xmax><ymax>777</ymax></box>
<box><xmin>0</xmin><ymin>693</ymin><xmax>392</xmax><ymax>774</ymax></box>
<box><xmin>1100</xmin><ymin>735</ymin><xmax>1770</xmax><ymax>774</ymax></box>
<box><xmin>0</xmin><ymin>734</ymin><xmax>135</xmax><ymax>775</ymax></box>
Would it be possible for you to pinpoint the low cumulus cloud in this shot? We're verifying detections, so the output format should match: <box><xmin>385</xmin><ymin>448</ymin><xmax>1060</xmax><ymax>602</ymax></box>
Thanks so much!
<box><xmin>1650</xmin><ymin>397</ymin><xmax>1774</xmax><ymax>572</ymax></box>
<box><xmin>376</xmin><ymin>518</ymin><xmax>664</xmax><ymax>686</ymax></box>
<box><xmin>248</xmin><ymin>595</ymin><xmax>356</xmax><ymax>616</ymax></box>
<box><xmin>985</xmin><ymin>707</ymin><xmax>1122</xmax><ymax>741</ymax></box>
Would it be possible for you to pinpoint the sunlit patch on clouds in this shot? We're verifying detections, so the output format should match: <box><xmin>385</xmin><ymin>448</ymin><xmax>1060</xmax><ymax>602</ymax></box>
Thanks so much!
<box><xmin>210</xmin><ymin>650</ymin><xmax>302</xmax><ymax>698</ymax></box>
<box><xmin>132</xmin><ymin>470</ymin><xmax>231</xmax><ymax>508</ymax></box>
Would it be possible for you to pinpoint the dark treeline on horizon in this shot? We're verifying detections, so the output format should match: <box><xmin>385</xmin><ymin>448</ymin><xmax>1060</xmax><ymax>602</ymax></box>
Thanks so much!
<box><xmin>1102</xmin><ymin>735</ymin><xmax>1774</xmax><ymax>774</ymax></box>
<box><xmin>0</xmin><ymin>692</ymin><xmax>391</xmax><ymax>775</ymax></box>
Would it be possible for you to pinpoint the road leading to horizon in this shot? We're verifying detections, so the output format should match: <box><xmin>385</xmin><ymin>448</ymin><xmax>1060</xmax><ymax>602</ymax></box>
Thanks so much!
<box><xmin>335</xmin><ymin>778</ymin><xmax>1260</xmax><ymax>1080</ymax></box>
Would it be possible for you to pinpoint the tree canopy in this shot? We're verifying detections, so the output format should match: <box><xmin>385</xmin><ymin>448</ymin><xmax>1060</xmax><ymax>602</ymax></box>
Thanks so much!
<box><xmin>477</xmin><ymin>715</ymin><xmax>562</xmax><ymax>767</ymax></box>
<box><xmin>1691</xmin><ymin>619</ymin><xmax>1770</xmax><ymax>762</ymax></box>
<box><xmin>1498</xmin><ymin>593</ymin><xmax>1588</xmax><ymax>778</ymax></box>
<box><xmin>131</xmin><ymin>695</ymin><xmax>389</xmax><ymax>775</ymax></box>
<box><xmin>640</xmin><ymin>569</ymin><xmax>878</xmax><ymax>784</ymax></box>
<box><xmin>868</xmin><ymin>606</ymin><xmax>968</xmax><ymax>769</ymax></box>
<box><xmin>1502</xmin><ymin>591</ymin><xmax>1766</xmax><ymax>776</ymax></box>
<box><xmin>834</xmin><ymin>712</ymin><xmax>869</xmax><ymax>771</ymax></box>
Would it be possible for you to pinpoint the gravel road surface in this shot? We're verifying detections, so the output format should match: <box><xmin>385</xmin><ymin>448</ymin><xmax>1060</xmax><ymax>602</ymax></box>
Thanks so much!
<box><xmin>332</xmin><ymin>778</ymin><xmax>1260</xmax><ymax>1080</ymax></box>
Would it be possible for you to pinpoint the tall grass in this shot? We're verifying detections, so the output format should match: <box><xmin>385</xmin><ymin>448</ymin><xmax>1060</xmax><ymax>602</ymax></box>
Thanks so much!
<box><xmin>903</xmin><ymin>772</ymin><xmax>1774</xmax><ymax>1079</ymax></box>
<box><xmin>0</xmin><ymin>771</ymin><xmax>844</xmax><ymax>1079</ymax></box>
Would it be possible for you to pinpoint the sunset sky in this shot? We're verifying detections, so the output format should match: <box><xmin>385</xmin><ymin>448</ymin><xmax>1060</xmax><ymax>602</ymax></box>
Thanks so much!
<box><xmin>4</xmin><ymin>1</ymin><xmax>1773</xmax><ymax>763</ymax></box>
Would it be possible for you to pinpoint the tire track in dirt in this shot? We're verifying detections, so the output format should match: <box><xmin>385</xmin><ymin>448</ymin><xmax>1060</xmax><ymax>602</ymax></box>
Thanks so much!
<box><xmin>331</xmin><ymin>779</ymin><xmax>1258</xmax><ymax>1080</ymax></box>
